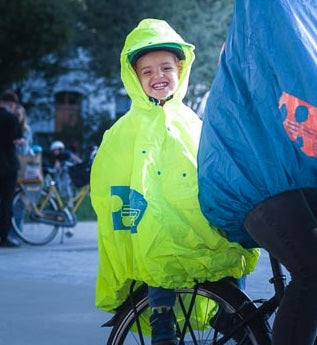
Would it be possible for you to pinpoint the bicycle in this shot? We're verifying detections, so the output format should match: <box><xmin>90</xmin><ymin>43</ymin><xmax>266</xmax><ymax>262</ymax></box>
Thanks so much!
<box><xmin>11</xmin><ymin>160</ymin><xmax>91</xmax><ymax>246</ymax></box>
<box><xmin>102</xmin><ymin>253</ymin><xmax>289</xmax><ymax>345</ymax></box>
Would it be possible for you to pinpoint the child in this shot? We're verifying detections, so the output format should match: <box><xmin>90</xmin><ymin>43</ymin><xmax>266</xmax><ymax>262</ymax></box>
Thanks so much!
<box><xmin>90</xmin><ymin>18</ymin><xmax>258</xmax><ymax>345</ymax></box>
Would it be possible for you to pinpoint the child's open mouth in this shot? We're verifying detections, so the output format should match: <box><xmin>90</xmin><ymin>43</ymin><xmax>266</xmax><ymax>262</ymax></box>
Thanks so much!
<box><xmin>152</xmin><ymin>82</ymin><xmax>168</xmax><ymax>90</ymax></box>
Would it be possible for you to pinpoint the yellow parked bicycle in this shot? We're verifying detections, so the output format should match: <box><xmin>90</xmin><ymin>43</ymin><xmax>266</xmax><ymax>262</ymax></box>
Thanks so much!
<box><xmin>11</xmin><ymin>160</ymin><xmax>91</xmax><ymax>246</ymax></box>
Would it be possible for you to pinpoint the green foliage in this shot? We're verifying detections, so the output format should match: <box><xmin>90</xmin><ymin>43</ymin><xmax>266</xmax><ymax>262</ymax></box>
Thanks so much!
<box><xmin>78</xmin><ymin>0</ymin><xmax>234</xmax><ymax>105</ymax></box>
<box><xmin>76</xmin><ymin>195</ymin><xmax>96</xmax><ymax>221</ymax></box>
<box><xmin>0</xmin><ymin>0</ymin><xmax>234</xmax><ymax>110</ymax></box>
<box><xmin>82</xmin><ymin>109</ymin><xmax>115</xmax><ymax>148</ymax></box>
<box><xmin>0</xmin><ymin>0</ymin><xmax>234</xmax><ymax>140</ymax></box>
<box><xmin>0</xmin><ymin>0</ymin><xmax>83</xmax><ymax>89</ymax></box>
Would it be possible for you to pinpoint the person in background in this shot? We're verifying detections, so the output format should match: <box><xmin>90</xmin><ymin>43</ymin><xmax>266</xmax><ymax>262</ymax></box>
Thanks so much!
<box><xmin>0</xmin><ymin>90</ymin><xmax>23</xmax><ymax>247</ymax></box>
<box><xmin>49</xmin><ymin>140</ymin><xmax>82</xmax><ymax>237</ymax></box>
<box><xmin>49</xmin><ymin>140</ymin><xmax>82</xmax><ymax>194</ymax></box>
<box><xmin>8</xmin><ymin>104</ymin><xmax>34</xmax><ymax>243</ymax></box>
<box><xmin>14</xmin><ymin>104</ymin><xmax>32</xmax><ymax>155</ymax></box>
<box><xmin>50</xmin><ymin>140</ymin><xmax>82</xmax><ymax>172</ymax></box>
<box><xmin>91</xmin><ymin>19</ymin><xmax>258</xmax><ymax>345</ymax></box>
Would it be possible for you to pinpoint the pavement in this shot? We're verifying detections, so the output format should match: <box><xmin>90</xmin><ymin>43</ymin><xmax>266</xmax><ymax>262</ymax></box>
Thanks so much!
<box><xmin>0</xmin><ymin>221</ymin><xmax>109</xmax><ymax>345</ymax></box>
<box><xmin>0</xmin><ymin>221</ymin><xmax>290</xmax><ymax>345</ymax></box>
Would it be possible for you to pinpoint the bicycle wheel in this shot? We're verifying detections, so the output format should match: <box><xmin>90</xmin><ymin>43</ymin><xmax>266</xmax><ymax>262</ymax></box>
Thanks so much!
<box><xmin>107</xmin><ymin>281</ymin><xmax>271</xmax><ymax>345</ymax></box>
<box><xmin>11</xmin><ymin>188</ymin><xmax>59</xmax><ymax>245</ymax></box>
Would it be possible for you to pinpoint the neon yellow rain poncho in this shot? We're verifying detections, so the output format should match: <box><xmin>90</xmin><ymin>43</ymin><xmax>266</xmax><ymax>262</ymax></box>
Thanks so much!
<box><xmin>91</xmin><ymin>19</ymin><xmax>259</xmax><ymax>312</ymax></box>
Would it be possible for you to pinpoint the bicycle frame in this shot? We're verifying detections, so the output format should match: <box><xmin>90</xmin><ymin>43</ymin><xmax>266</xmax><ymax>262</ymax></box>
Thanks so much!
<box><xmin>69</xmin><ymin>184</ymin><xmax>90</xmax><ymax>213</ymax></box>
<box><xmin>214</xmin><ymin>255</ymin><xmax>286</xmax><ymax>344</ymax></box>
<box><xmin>12</xmin><ymin>161</ymin><xmax>93</xmax><ymax>245</ymax></box>
<box><xmin>39</xmin><ymin>180</ymin><xmax>89</xmax><ymax>213</ymax></box>
<box><xmin>39</xmin><ymin>181</ymin><xmax>64</xmax><ymax>211</ymax></box>
<box><xmin>20</xmin><ymin>178</ymin><xmax>89</xmax><ymax>229</ymax></box>
<box><xmin>248</xmin><ymin>255</ymin><xmax>286</xmax><ymax>320</ymax></box>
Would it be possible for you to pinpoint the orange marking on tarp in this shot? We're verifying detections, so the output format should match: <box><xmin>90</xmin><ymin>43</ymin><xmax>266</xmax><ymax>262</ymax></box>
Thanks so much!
<box><xmin>279</xmin><ymin>92</ymin><xmax>317</xmax><ymax>157</ymax></box>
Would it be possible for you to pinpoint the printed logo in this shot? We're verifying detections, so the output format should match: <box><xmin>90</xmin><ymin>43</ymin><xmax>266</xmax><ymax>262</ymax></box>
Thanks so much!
<box><xmin>279</xmin><ymin>92</ymin><xmax>317</xmax><ymax>157</ymax></box>
<box><xmin>111</xmin><ymin>186</ymin><xmax>147</xmax><ymax>233</ymax></box>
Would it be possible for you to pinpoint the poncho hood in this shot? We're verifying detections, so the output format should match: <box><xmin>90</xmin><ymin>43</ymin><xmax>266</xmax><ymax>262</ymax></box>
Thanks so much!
<box><xmin>120</xmin><ymin>18</ymin><xmax>195</xmax><ymax>108</ymax></box>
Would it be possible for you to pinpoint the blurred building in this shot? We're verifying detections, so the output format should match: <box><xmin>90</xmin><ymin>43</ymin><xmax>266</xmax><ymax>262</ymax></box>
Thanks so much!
<box><xmin>18</xmin><ymin>48</ymin><xmax>131</xmax><ymax>153</ymax></box>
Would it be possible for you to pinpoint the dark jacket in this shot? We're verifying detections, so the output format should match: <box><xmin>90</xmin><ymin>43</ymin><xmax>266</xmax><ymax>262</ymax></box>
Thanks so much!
<box><xmin>0</xmin><ymin>106</ymin><xmax>22</xmax><ymax>176</ymax></box>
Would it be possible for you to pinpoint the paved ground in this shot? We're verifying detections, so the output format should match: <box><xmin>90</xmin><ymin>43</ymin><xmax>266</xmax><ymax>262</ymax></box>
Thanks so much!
<box><xmin>0</xmin><ymin>221</ymin><xmax>289</xmax><ymax>345</ymax></box>
<box><xmin>0</xmin><ymin>221</ymin><xmax>108</xmax><ymax>345</ymax></box>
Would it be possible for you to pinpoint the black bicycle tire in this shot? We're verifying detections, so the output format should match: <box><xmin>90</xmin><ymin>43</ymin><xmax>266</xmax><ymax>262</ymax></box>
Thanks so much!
<box><xmin>107</xmin><ymin>280</ymin><xmax>271</xmax><ymax>345</ymax></box>
<box><xmin>11</xmin><ymin>189</ymin><xmax>59</xmax><ymax>245</ymax></box>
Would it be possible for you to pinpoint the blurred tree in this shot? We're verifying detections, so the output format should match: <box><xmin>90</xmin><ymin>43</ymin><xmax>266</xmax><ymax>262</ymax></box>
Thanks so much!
<box><xmin>78</xmin><ymin>0</ymin><xmax>234</xmax><ymax>110</ymax></box>
<box><xmin>0</xmin><ymin>0</ymin><xmax>83</xmax><ymax>92</ymax></box>
<box><xmin>82</xmin><ymin>109</ymin><xmax>115</xmax><ymax>148</ymax></box>
<box><xmin>0</xmin><ymin>0</ymin><xmax>234</xmax><ymax>149</ymax></box>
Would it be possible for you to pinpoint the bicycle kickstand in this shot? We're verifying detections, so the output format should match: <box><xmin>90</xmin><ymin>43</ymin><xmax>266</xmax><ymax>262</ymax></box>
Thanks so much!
<box><xmin>60</xmin><ymin>228</ymin><xmax>65</xmax><ymax>244</ymax></box>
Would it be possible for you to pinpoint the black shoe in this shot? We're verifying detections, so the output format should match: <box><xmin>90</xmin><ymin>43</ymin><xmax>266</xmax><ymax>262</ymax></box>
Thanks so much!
<box><xmin>150</xmin><ymin>309</ymin><xmax>178</xmax><ymax>345</ymax></box>
<box><xmin>0</xmin><ymin>238</ymin><xmax>21</xmax><ymax>247</ymax></box>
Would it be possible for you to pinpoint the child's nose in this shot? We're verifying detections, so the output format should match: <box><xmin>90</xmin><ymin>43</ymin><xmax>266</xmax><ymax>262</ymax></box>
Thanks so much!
<box><xmin>154</xmin><ymin>68</ymin><xmax>164</xmax><ymax>78</ymax></box>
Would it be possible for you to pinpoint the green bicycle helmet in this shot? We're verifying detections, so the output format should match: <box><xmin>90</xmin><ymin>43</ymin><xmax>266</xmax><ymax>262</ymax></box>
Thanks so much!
<box><xmin>128</xmin><ymin>43</ymin><xmax>185</xmax><ymax>65</ymax></box>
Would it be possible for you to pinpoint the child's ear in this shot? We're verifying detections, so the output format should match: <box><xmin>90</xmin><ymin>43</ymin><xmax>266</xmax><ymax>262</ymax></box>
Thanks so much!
<box><xmin>178</xmin><ymin>60</ymin><xmax>185</xmax><ymax>78</ymax></box>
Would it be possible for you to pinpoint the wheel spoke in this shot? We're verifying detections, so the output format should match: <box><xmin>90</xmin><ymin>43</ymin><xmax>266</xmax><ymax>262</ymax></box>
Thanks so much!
<box><xmin>107</xmin><ymin>282</ymin><xmax>271</xmax><ymax>344</ymax></box>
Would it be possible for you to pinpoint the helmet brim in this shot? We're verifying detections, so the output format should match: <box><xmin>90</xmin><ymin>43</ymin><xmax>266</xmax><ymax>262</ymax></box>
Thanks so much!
<box><xmin>128</xmin><ymin>43</ymin><xmax>185</xmax><ymax>65</ymax></box>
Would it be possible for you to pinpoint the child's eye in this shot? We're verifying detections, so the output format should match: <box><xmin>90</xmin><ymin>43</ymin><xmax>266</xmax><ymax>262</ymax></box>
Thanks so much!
<box><xmin>142</xmin><ymin>70</ymin><xmax>151</xmax><ymax>75</ymax></box>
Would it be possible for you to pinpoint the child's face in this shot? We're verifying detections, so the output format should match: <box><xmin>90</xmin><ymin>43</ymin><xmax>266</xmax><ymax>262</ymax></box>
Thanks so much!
<box><xmin>135</xmin><ymin>50</ymin><xmax>180</xmax><ymax>100</ymax></box>
<box><xmin>53</xmin><ymin>149</ymin><xmax>62</xmax><ymax>156</ymax></box>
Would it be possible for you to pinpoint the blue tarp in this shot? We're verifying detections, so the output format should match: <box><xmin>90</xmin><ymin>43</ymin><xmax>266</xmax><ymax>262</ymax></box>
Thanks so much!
<box><xmin>198</xmin><ymin>0</ymin><xmax>317</xmax><ymax>247</ymax></box>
